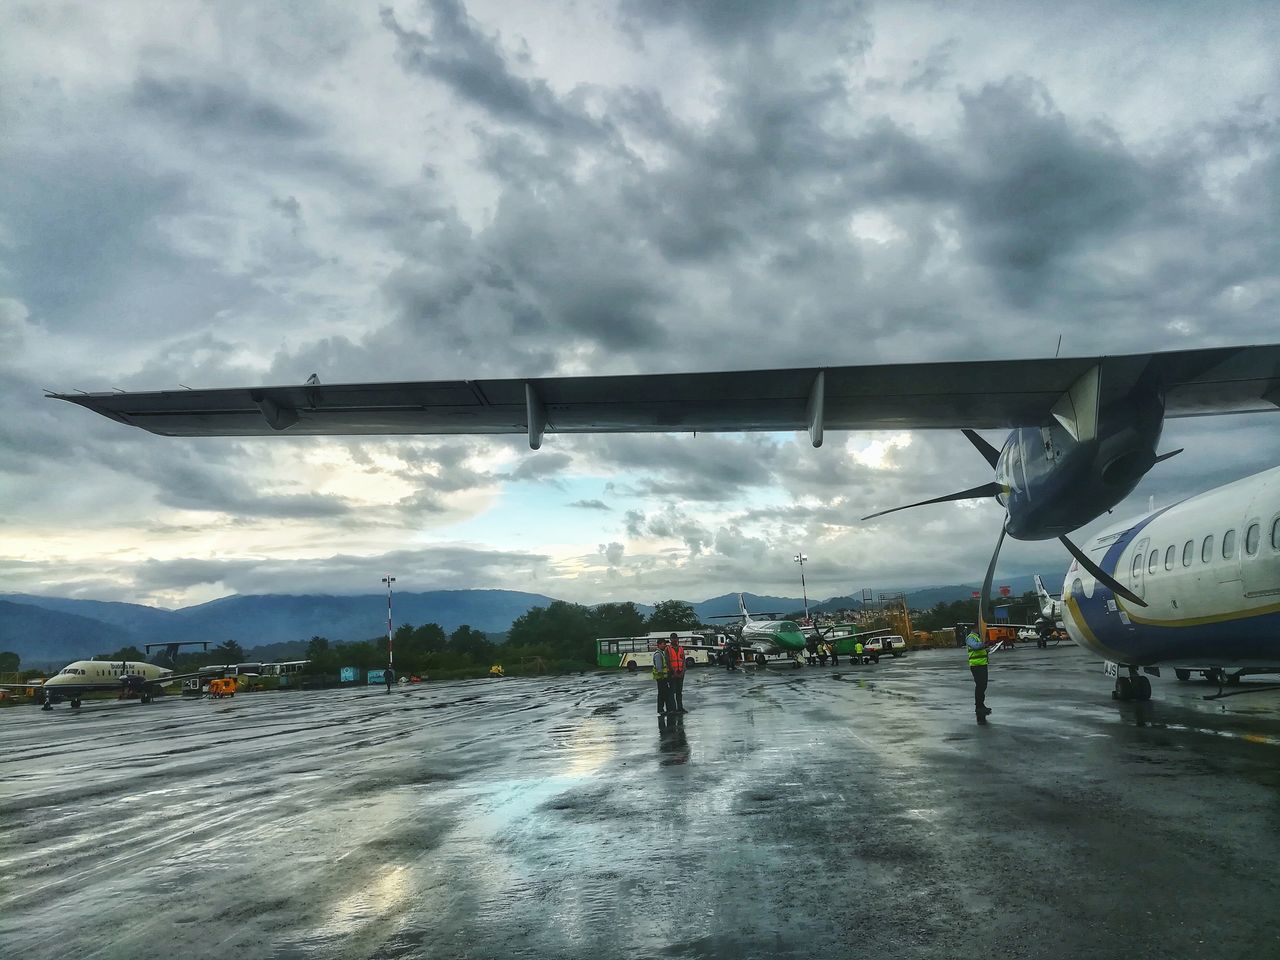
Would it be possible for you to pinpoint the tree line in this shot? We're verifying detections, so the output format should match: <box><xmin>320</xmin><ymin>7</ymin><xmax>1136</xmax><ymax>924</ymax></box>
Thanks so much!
<box><xmin>65</xmin><ymin>598</ymin><xmax>706</xmax><ymax>680</ymax></box>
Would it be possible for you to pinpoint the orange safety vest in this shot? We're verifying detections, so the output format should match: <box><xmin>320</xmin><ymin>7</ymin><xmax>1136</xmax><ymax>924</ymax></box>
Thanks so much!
<box><xmin>668</xmin><ymin>644</ymin><xmax>686</xmax><ymax>676</ymax></box>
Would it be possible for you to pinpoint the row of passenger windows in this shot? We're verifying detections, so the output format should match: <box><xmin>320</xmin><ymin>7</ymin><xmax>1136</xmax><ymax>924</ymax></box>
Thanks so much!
<box><xmin>1134</xmin><ymin>517</ymin><xmax>1280</xmax><ymax>577</ymax></box>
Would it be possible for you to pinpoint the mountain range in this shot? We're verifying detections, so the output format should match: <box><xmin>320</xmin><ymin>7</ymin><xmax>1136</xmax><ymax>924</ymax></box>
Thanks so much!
<box><xmin>0</xmin><ymin>573</ymin><xmax>1054</xmax><ymax>667</ymax></box>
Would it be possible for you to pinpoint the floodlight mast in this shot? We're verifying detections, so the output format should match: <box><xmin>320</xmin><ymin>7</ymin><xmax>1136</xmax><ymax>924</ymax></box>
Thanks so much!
<box><xmin>794</xmin><ymin>553</ymin><xmax>809</xmax><ymax>623</ymax></box>
<box><xmin>382</xmin><ymin>575</ymin><xmax>396</xmax><ymax>672</ymax></box>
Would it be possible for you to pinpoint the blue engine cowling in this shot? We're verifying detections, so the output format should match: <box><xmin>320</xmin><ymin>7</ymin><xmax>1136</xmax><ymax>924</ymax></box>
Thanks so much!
<box><xmin>997</xmin><ymin>388</ymin><xmax>1164</xmax><ymax>540</ymax></box>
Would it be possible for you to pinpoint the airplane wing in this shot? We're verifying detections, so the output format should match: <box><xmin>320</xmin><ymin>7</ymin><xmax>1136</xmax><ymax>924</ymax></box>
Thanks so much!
<box><xmin>49</xmin><ymin>344</ymin><xmax>1280</xmax><ymax>444</ymax></box>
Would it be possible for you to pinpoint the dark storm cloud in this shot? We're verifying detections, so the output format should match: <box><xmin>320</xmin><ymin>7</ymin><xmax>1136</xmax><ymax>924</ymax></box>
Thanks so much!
<box><xmin>381</xmin><ymin>1</ymin><xmax>603</xmax><ymax>140</ymax></box>
<box><xmin>619</xmin><ymin>0</ymin><xmax>862</xmax><ymax>46</ymax></box>
<box><xmin>952</xmin><ymin>77</ymin><xmax>1183</xmax><ymax>305</ymax></box>
<box><xmin>131</xmin><ymin>74</ymin><xmax>318</xmax><ymax>139</ymax></box>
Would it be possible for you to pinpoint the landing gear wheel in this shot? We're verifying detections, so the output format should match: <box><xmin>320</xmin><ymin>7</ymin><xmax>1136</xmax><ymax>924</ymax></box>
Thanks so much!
<box><xmin>755</xmin><ymin>653</ymin><xmax>767</xmax><ymax>667</ymax></box>
<box><xmin>1175</xmin><ymin>669</ymin><xmax>1190</xmax><ymax>682</ymax></box>
<box><xmin>1112</xmin><ymin>677</ymin><xmax>1133</xmax><ymax>701</ymax></box>
<box><xmin>1206</xmin><ymin>668</ymin><xmax>1224</xmax><ymax>685</ymax></box>
<box><xmin>1133</xmin><ymin>675</ymin><xmax>1152</xmax><ymax>701</ymax></box>
<box><xmin>70</xmin><ymin>698</ymin><xmax>82</xmax><ymax>709</ymax></box>
<box><xmin>140</xmin><ymin>692</ymin><xmax>152</xmax><ymax>704</ymax></box>
<box><xmin>626</xmin><ymin>662</ymin><xmax>637</xmax><ymax>673</ymax></box>
<box><xmin>1227</xmin><ymin>673</ymin><xmax>1242</xmax><ymax>685</ymax></box>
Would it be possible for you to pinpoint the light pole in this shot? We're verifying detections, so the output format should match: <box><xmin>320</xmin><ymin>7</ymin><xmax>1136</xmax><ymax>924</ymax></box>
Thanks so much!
<box><xmin>382</xmin><ymin>575</ymin><xmax>396</xmax><ymax>672</ymax></box>
<box><xmin>793</xmin><ymin>553</ymin><xmax>809</xmax><ymax>623</ymax></box>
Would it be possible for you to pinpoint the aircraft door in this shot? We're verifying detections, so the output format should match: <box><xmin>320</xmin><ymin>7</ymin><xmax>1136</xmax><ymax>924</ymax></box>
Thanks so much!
<box><xmin>1129</xmin><ymin>537</ymin><xmax>1148</xmax><ymax>602</ymax></box>
<box><xmin>1242</xmin><ymin>483</ymin><xmax>1279</xmax><ymax>598</ymax></box>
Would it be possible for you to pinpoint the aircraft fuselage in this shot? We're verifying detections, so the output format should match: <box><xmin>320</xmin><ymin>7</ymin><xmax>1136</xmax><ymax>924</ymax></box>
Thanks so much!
<box><xmin>1063</xmin><ymin>465</ymin><xmax>1280</xmax><ymax>667</ymax></box>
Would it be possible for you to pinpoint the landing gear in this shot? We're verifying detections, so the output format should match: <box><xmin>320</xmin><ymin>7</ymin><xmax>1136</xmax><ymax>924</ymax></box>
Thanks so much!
<box><xmin>140</xmin><ymin>692</ymin><xmax>152</xmax><ymax>704</ymax></box>
<box><xmin>1112</xmin><ymin>668</ymin><xmax>1151</xmax><ymax>702</ymax></box>
<box><xmin>1175</xmin><ymin>669</ymin><xmax>1191</xmax><ymax>682</ymax></box>
<box><xmin>70</xmin><ymin>697</ymin><xmax>82</xmax><ymax>709</ymax></box>
<box><xmin>42</xmin><ymin>695</ymin><xmax>53</xmax><ymax>711</ymax></box>
<box><xmin>755</xmin><ymin>653</ymin><xmax>767</xmax><ymax>667</ymax></box>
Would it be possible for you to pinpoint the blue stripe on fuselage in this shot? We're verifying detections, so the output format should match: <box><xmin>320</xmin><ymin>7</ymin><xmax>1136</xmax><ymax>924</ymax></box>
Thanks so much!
<box><xmin>1069</xmin><ymin>506</ymin><xmax>1280</xmax><ymax>664</ymax></box>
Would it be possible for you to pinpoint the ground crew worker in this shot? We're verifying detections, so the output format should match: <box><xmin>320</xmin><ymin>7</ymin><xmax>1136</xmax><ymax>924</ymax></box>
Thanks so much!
<box><xmin>667</xmin><ymin>633</ymin><xmax>689</xmax><ymax>713</ymax></box>
<box><xmin>652</xmin><ymin>638</ymin><xmax>677</xmax><ymax>715</ymax></box>
<box><xmin>965</xmin><ymin>626</ymin><xmax>992</xmax><ymax>723</ymax></box>
<box><xmin>854</xmin><ymin>641</ymin><xmax>864</xmax><ymax>664</ymax></box>
<box><xmin>385</xmin><ymin>665</ymin><xmax>394</xmax><ymax>693</ymax></box>
<box><xmin>830</xmin><ymin>642</ymin><xmax>839</xmax><ymax>667</ymax></box>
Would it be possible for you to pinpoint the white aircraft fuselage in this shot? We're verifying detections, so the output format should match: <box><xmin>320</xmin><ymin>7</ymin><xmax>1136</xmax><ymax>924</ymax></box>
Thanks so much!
<box><xmin>31</xmin><ymin>660</ymin><xmax>178</xmax><ymax>707</ymax></box>
<box><xmin>1064</xmin><ymin>465</ymin><xmax>1280</xmax><ymax>669</ymax></box>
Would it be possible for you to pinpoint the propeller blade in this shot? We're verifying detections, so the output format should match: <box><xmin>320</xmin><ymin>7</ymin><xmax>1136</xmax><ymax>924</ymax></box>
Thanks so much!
<box><xmin>1154</xmin><ymin>448</ymin><xmax>1184</xmax><ymax>464</ymax></box>
<box><xmin>862</xmin><ymin>482</ymin><xmax>1003</xmax><ymax>522</ymax></box>
<box><xmin>977</xmin><ymin>523</ymin><xmax>1006</xmax><ymax>634</ymax></box>
<box><xmin>962</xmin><ymin>429</ymin><xmax>1001</xmax><ymax>468</ymax></box>
<box><xmin>1058</xmin><ymin>535</ymin><xmax>1149</xmax><ymax>608</ymax></box>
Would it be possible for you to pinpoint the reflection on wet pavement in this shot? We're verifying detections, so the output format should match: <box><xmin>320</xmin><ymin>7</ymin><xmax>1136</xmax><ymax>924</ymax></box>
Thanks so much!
<box><xmin>4</xmin><ymin>648</ymin><xmax>1280</xmax><ymax>958</ymax></box>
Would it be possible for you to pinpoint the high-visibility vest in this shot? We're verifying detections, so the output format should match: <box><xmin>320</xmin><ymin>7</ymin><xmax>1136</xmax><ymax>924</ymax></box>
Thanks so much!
<box><xmin>855</xmin><ymin>642</ymin><xmax>863</xmax><ymax>655</ymax></box>
<box><xmin>669</xmin><ymin>644</ymin><xmax>686</xmax><ymax>676</ymax></box>
<box><xmin>966</xmin><ymin>632</ymin><xmax>988</xmax><ymax>666</ymax></box>
<box><xmin>652</xmin><ymin>649</ymin><xmax>670</xmax><ymax>680</ymax></box>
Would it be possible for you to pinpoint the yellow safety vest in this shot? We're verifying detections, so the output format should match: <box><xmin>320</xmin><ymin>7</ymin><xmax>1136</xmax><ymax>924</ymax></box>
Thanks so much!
<box><xmin>652</xmin><ymin>649</ymin><xmax>670</xmax><ymax>680</ymax></box>
<box><xmin>966</xmin><ymin>633</ymin><xmax>988</xmax><ymax>667</ymax></box>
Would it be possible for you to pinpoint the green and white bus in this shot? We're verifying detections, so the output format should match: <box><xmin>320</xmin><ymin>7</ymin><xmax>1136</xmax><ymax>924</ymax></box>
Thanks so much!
<box><xmin>596</xmin><ymin>632</ymin><xmax>727</xmax><ymax>670</ymax></box>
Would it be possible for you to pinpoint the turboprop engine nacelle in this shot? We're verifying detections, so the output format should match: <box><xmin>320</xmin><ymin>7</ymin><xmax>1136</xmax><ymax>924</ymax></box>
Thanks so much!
<box><xmin>997</xmin><ymin>386</ymin><xmax>1165</xmax><ymax>541</ymax></box>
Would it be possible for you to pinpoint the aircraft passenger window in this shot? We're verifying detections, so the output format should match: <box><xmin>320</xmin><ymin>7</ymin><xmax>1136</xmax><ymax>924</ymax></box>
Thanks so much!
<box><xmin>1246</xmin><ymin>523</ymin><xmax>1260</xmax><ymax>556</ymax></box>
<box><xmin>1274</xmin><ymin>517</ymin><xmax>1280</xmax><ymax>550</ymax></box>
<box><xmin>1182</xmin><ymin>540</ymin><xmax>1193</xmax><ymax>566</ymax></box>
<box><xmin>1132</xmin><ymin>554</ymin><xmax>1142</xmax><ymax>578</ymax></box>
<box><xmin>1223</xmin><ymin>529</ymin><xmax>1236</xmax><ymax>559</ymax></box>
<box><xmin>1148</xmin><ymin>550</ymin><xmax>1158</xmax><ymax>574</ymax></box>
<box><xmin>1164</xmin><ymin>545</ymin><xmax>1175</xmax><ymax>570</ymax></box>
<box><xmin>1202</xmin><ymin>535</ymin><xmax>1214</xmax><ymax>562</ymax></box>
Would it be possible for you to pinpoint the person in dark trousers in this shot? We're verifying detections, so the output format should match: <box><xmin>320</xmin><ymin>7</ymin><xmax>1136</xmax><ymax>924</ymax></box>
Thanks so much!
<box><xmin>652</xmin><ymin>638</ymin><xmax>677</xmax><ymax>715</ymax></box>
<box><xmin>385</xmin><ymin>666</ymin><xmax>394</xmax><ymax>693</ymax></box>
<box><xmin>830</xmin><ymin>641</ymin><xmax>840</xmax><ymax>667</ymax></box>
<box><xmin>965</xmin><ymin>626</ymin><xmax>992</xmax><ymax>723</ymax></box>
<box><xmin>667</xmin><ymin>633</ymin><xmax>689</xmax><ymax>713</ymax></box>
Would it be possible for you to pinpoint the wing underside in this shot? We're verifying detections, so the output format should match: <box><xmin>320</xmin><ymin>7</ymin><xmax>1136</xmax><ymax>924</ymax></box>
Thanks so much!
<box><xmin>50</xmin><ymin>344</ymin><xmax>1280</xmax><ymax>439</ymax></box>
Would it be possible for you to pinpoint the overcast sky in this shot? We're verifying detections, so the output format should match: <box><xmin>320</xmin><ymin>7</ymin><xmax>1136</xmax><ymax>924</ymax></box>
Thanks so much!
<box><xmin>3</xmin><ymin>1</ymin><xmax>1279</xmax><ymax>610</ymax></box>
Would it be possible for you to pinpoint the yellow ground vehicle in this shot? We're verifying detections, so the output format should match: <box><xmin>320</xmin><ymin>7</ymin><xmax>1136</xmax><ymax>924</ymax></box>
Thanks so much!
<box><xmin>489</xmin><ymin>664</ymin><xmax>505</xmax><ymax>677</ymax></box>
<box><xmin>207</xmin><ymin>678</ymin><xmax>236</xmax><ymax>698</ymax></box>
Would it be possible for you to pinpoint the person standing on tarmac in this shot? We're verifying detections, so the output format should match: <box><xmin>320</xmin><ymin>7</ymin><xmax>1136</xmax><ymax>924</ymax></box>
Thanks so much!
<box><xmin>667</xmin><ymin>633</ymin><xmax>689</xmax><ymax>713</ymax></box>
<box><xmin>385</xmin><ymin>666</ymin><xmax>394</xmax><ymax>693</ymax></box>
<box><xmin>965</xmin><ymin>626</ymin><xmax>992</xmax><ymax>723</ymax></box>
<box><xmin>652</xmin><ymin>638</ymin><xmax>677</xmax><ymax>715</ymax></box>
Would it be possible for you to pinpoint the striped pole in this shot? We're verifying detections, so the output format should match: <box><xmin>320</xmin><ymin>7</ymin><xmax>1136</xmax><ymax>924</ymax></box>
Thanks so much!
<box><xmin>382</xmin><ymin>575</ymin><xmax>396</xmax><ymax>671</ymax></box>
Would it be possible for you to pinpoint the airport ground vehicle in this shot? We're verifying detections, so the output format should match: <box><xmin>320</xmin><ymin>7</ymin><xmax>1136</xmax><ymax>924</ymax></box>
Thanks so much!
<box><xmin>597</xmin><ymin>633</ymin><xmax>727</xmax><ymax>669</ymax></box>
<box><xmin>207</xmin><ymin>678</ymin><xmax>235</xmax><ymax>698</ymax></box>
<box><xmin>618</xmin><ymin>643</ymin><xmax>720</xmax><ymax>671</ymax></box>
<box><xmin>861</xmin><ymin>635</ymin><xmax>907</xmax><ymax>661</ymax></box>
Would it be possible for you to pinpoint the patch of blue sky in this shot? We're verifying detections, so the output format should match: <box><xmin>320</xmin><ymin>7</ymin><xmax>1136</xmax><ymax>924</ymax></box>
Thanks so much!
<box><xmin>442</xmin><ymin>476</ymin><xmax>633</xmax><ymax>545</ymax></box>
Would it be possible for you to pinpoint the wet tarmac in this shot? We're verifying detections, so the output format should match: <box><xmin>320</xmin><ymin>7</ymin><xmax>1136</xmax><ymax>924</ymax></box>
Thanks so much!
<box><xmin>4</xmin><ymin>646</ymin><xmax>1280</xmax><ymax>959</ymax></box>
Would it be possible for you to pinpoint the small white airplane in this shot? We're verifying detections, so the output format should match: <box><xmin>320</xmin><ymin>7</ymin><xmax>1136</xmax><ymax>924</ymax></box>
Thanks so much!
<box><xmin>1033</xmin><ymin>574</ymin><xmax>1063</xmax><ymax>623</ymax></box>
<box><xmin>708</xmin><ymin>594</ymin><xmax>809</xmax><ymax>666</ymax></box>
<box><xmin>1</xmin><ymin>659</ymin><xmax>206</xmax><ymax>710</ymax></box>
